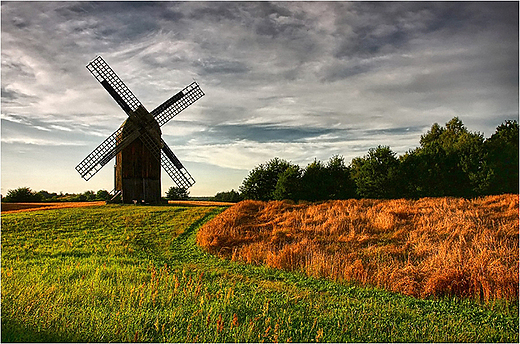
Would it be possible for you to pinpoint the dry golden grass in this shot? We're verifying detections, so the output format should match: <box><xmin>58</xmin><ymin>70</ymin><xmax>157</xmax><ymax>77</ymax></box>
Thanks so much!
<box><xmin>1</xmin><ymin>202</ymin><xmax>106</xmax><ymax>214</ymax></box>
<box><xmin>197</xmin><ymin>195</ymin><xmax>519</xmax><ymax>301</ymax></box>
<box><xmin>167</xmin><ymin>200</ymin><xmax>236</xmax><ymax>207</ymax></box>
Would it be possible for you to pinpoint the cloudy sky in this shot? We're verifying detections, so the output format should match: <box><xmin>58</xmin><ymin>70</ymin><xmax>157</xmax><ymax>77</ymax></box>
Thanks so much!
<box><xmin>1</xmin><ymin>1</ymin><xmax>518</xmax><ymax>197</ymax></box>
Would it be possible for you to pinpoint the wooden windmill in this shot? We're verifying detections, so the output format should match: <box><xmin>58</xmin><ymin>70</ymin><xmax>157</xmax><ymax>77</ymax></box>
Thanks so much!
<box><xmin>75</xmin><ymin>56</ymin><xmax>204</xmax><ymax>203</ymax></box>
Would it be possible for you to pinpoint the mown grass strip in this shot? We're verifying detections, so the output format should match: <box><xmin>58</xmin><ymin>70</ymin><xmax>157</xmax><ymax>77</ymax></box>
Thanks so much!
<box><xmin>1</xmin><ymin>205</ymin><xmax>518</xmax><ymax>342</ymax></box>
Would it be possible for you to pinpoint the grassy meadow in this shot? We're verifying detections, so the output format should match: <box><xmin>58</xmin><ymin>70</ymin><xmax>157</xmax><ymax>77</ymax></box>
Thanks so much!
<box><xmin>1</xmin><ymin>203</ymin><xmax>518</xmax><ymax>342</ymax></box>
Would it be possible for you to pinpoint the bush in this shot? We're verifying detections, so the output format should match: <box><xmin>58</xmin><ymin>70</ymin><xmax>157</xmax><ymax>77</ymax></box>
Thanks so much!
<box><xmin>3</xmin><ymin>187</ymin><xmax>42</xmax><ymax>202</ymax></box>
<box><xmin>96</xmin><ymin>190</ymin><xmax>111</xmax><ymax>201</ymax></box>
<box><xmin>214</xmin><ymin>190</ymin><xmax>242</xmax><ymax>202</ymax></box>
<box><xmin>166</xmin><ymin>186</ymin><xmax>189</xmax><ymax>200</ymax></box>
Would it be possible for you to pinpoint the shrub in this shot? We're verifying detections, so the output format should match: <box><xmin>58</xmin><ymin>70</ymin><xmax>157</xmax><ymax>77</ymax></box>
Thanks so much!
<box><xmin>166</xmin><ymin>186</ymin><xmax>189</xmax><ymax>200</ymax></box>
<box><xmin>3</xmin><ymin>187</ymin><xmax>42</xmax><ymax>202</ymax></box>
<box><xmin>214</xmin><ymin>189</ymin><xmax>242</xmax><ymax>202</ymax></box>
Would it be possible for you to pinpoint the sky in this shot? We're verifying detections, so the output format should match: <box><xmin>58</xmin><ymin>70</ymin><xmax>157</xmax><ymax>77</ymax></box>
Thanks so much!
<box><xmin>1</xmin><ymin>1</ymin><xmax>518</xmax><ymax>197</ymax></box>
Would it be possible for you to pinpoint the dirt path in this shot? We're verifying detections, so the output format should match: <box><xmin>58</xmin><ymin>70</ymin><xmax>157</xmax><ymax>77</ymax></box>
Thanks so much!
<box><xmin>1</xmin><ymin>202</ymin><xmax>106</xmax><ymax>214</ymax></box>
<box><xmin>167</xmin><ymin>200</ymin><xmax>235</xmax><ymax>207</ymax></box>
<box><xmin>1</xmin><ymin>200</ymin><xmax>234</xmax><ymax>214</ymax></box>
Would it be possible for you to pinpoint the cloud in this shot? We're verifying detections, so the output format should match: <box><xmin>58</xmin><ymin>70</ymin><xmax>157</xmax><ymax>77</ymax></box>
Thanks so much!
<box><xmin>1</xmin><ymin>1</ymin><xmax>518</xmax><ymax>195</ymax></box>
<box><xmin>201</xmin><ymin>123</ymin><xmax>342</xmax><ymax>144</ymax></box>
<box><xmin>194</xmin><ymin>58</ymin><xmax>250</xmax><ymax>75</ymax></box>
<box><xmin>176</xmin><ymin>127</ymin><xmax>422</xmax><ymax>171</ymax></box>
<box><xmin>1</xmin><ymin>136</ymin><xmax>86</xmax><ymax>146</ymax></box>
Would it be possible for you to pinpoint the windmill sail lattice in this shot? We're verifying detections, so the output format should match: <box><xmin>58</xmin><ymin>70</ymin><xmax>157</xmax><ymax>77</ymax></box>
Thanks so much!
<box><xmin>76</xmin><ymin>56</ymin><xmax>204</xmax><ymax>203</ymax></box>
<box><xmin>86</xmin><ymin>56</ymin><xmax>142</xmax><ymax>113</ymax></box>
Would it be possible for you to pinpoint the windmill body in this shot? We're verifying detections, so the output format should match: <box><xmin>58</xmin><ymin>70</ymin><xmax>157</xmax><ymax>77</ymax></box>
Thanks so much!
<box><xmin>115</xmin><ymin>107</ymin><xmax>162</xmax><ymax>203</ymax></box>
<box><xmin>76</xmin><ymin>56</ymin><xmax>204</xmax><ymax>203</ymax></box>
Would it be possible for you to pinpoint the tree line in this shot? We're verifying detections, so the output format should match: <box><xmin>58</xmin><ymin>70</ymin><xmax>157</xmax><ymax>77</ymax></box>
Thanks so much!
<box><xmin>3</xmin><ymin>117</ymin><xmax>516</xmax><ymax>203</ymax></box>
<box><xmin>2</xmin><ymin>187</ymin><xmax>191</xmax><ymax>203</ymax></box>
<box><xmin>1</xmin><ymin>188</ymin><xmax>113</xmax><ymax>203</ymax></box>
<box><xmin>236</xmin><ymin>117</ymin><xmax>518</xmax><ymax>201</ymax></box>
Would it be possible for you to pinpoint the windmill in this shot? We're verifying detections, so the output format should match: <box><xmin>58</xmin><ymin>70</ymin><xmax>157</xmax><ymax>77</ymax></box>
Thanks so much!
<box><xmin>75</xmin><ymin>56</ymin><xmax>204</xmax><ymax>204</ymax></box>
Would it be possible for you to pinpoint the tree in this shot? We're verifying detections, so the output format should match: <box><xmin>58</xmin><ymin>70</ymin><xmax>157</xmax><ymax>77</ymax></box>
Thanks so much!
<box><xmin>409</xmin><ymin>117</ymin><xmax>489</xmax><ymax>197</ymax></box>
<box><xmin>351</xmin><ymin>146</ymin><xmax>400</xmax><ymax>199</ymax></box>
<box><xmin>214</xmin><ymin>189</ymin><xmax>242</xmax><ymax>202</ymax></box>
<box><xmin>273</xmin><ymin>164</ymin><xmax>303</xmax><ymax>201</ymax></box>
<box><xmin>166</xmin><ymin>186</ymin><xmax>189</xmax><ymax>200</ymax></box>
<box><xmin>3</xmin><ymin>187</ymin><xmax>42</xmax><ymax>202</ymax></box>
<box><xmin>300</xmin><ymin>159</ymin><xmax>330</xmax><ymax>201</ymax></box>
<box><xmin>325</xmin><ymin>155</ymin><xmax>356</xmax><ymax>199</ymax></box>
<box><xmin>83</xmin><ymin>191</ymin><xmax>96</xmax><ymax>201</ymax></box>
<box><xmin>36</xmin><ymin>190</ymin><xmax>58</xmax><ymax>201</ymax></box>
<box><xmin>96</xmin><ymin>190</ymin><xmax>111</xmax><ymax>201</ymax></box>
<box><xmin>484</xmin><ymin>120</ymin><xmax>519</xmax><ymax>194</ymax></box>
<box><xmin>239</xmin><ymin>158</ymin><xmax>293</xmax><ymax>200</ymax></box>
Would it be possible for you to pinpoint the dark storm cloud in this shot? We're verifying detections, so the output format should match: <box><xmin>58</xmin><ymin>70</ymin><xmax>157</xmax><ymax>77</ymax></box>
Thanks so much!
<box><xmin>1</xmin><ymin>59</ymin><xmax>35</xmax><ymax>79</ymax></box>
<box><xmin>318</xmin><ymin>62</ymin><xmax>372</xmax><ymax>83</ymax></box>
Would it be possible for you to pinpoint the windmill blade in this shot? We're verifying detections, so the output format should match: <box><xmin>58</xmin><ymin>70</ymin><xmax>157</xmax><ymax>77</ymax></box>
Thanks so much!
<box><xmin>160</xmin><ymin>139</ymin><xmax>196</xmax><ymax>189</ymax></box>
<box><xmin>75</xmin><ymin>122</ymin><xmax>141</xmax><ymax>181</ymax></box>
<box><xmin>137</xmin><ymin>132</ymin><xmax>195</xmax><ymax>188</ymax></box>
<box><xmin>150</xmin><ymin>81</ymin><xmax>204</xmax><ymax>127</ymax></box>
<box><xmin>86</xmin><ymin>56</ymin><xmax>142</xmax><ymax>114</ymax></box>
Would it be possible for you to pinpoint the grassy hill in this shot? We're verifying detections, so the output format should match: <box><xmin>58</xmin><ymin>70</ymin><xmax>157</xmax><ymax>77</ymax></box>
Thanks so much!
<box><xmin>1</xmin><ymin>204</ymin><xmax>518</xmax><ymax>342</ymax></box>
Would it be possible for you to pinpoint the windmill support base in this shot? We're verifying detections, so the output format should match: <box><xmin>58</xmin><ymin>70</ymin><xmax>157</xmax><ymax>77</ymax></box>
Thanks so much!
<box><xmin>120</xmin><ymin>178</ymin><xmax>161</xmax><ymax>204</ymax></box>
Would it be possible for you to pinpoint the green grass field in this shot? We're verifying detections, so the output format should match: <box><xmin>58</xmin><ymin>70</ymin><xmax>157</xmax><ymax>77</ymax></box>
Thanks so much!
<box><xmin>1</xmin><ymin>205</ymin><xmax>518</xmax><ymax>342</ymax></box>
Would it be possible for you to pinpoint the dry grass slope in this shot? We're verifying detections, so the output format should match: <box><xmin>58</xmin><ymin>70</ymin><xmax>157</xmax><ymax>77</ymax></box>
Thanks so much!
<box><xmin>197</xmin><ymin>195</ymin><xmax>519</xmax><ymax>301</ymax></box>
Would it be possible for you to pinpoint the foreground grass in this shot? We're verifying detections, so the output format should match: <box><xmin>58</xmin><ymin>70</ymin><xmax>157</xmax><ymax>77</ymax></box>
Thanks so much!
<box><xmin>1</xmin><ymin>205</ymin><xmax>518</xmax><ymax>342</ymax></box>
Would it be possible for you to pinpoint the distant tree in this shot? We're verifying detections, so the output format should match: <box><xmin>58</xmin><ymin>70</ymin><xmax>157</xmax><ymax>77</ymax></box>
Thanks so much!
<box><xmin>235</xmin><ymin>117</ymin><xmax>517</xmax><ymax>202</ymax></box>
<box><xmin>398</xmin><ymin>151</ymin><xmax>422</xmax><ymax>198</ymax></box>
<box><xmin>239</xmin><ymin>158</ymin><xmax>293</xmax><ymax>201</ymax></box>
<box><xmin>96</xmin><ymin>190</ymin><xmax>111</xmax><ymax>201</ymax></box>
<box><xmin>300</xmin><ymin>159</ymin><xmax>329</xmax><ymax>201</ymax></box>
<box><xmin>69</xmin><ymin>191</ymin><xmax>97</xmax><ymax>202</ymax></box>
<box><xmin>351</xmin><ymin>146</ymin><xmax>400</xmax><ymax>199</ymax></box>
<box><xmin>84</xmin><ymin>191</ymin><xmax>96</xmax><ymax>201</ymax></box>
<box><xmin>4</xmin><ymin>187</ymin><xmax>42</xmax><ymax>202</ymax></box>
<box><xmin>273</xmin><ymin>164</ymin><xmax>303</xmax><ymax>201</ymax></box>
<box><xmin>214</xmin><ymin>189</ymin><xmax>242</xmax><ymax>202</ymax></box>
<box><xmin>325</xmin><ymin>155</ymin><xmax>356</xmax><ymax>200</ymax></box>
<box><xmin>36</xmin><ymin>190</ymin><xmax>59</xmax><ymax>201</ymax></box>
<box><xmin>407</xmin><ymin>117</ymin><xmax>489</xmax><ymax>197</ymax></box>
<box><xmin>166</xmin><ymin>186</ymin><xmax>189</xmax><ymax>200</ymax></box>
<box><xmin>484</xmin><ymin>120</ymin><xmax>519</xmax><ymax>194</ymax></box>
